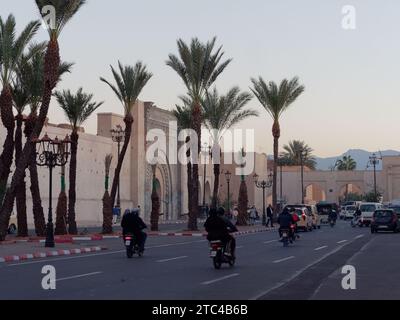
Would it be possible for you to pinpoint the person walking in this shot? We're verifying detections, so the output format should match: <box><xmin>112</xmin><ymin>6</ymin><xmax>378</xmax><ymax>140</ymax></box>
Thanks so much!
<box><xmin>250</xmin><ymin>206</ymin><xmax>257</xmax><ymax>225</ymax></box>
<box><xmin>266</xmin><ymin>204</ymin><xmax>274</xmax><ymax>228</ymax></box>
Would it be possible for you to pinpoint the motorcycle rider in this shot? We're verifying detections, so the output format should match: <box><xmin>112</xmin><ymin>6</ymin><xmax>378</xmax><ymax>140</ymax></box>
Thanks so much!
<box><xmin>278</xmin><ymin>208</ymin><xmax>297</xmax><ymax>242</ymax></box>
<box><xmin>329</xmin><ymin>209</ymin><xmax>338</xmax><ymax>225</ymax></box>
<box><xmin>121</xmin><ymin>208</ymin><xmax>148</xmax><ymax>253</ymax></box>
<box><xmin>204</xmin><ymin>207</ymin><xmax>238</xmax><ymax>258</ymax></box>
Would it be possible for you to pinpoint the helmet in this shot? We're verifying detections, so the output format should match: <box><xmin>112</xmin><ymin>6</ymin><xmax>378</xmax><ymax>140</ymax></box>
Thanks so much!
<box><xmin>217</xmin><ymin>207</ymin><xmax>225</xmax><ymax>216</ymax></box>
<box><xmin>131</xmin><ymin>208</ymin><xmax>140</xmax><ymax>216</ymax></box>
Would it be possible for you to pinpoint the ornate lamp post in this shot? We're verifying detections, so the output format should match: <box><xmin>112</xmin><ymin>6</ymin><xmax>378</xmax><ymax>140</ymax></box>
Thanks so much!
<box><xmin>225</xmin><ymin>170</ymin><xmax>232</xmax><ymax>213</ymax></box>
<box><xmin>369</xmin><ymin>153</ymin><xmax>381</xmax><ymax>201</ymax></box>
<box><xmin>34</xmin><ymin>134</ymin><xmax>71</xmax><ymax>248</ymax></box>
<box><xmin>253</xmin><ymin>171</ymin><xmax>273</xmax><ymax>226</ymax></box>
<box><xmin>111</xmin><ymin>125</ymin><xmax>125</xmax><ymax>210</ymax></box>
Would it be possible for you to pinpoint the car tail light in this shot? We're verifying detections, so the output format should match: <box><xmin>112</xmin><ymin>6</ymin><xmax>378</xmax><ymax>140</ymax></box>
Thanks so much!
<box><xmin>211</xmin><ymin>243</ymin><xmax>220</xmax><ymax>250</ymax></box>
<box><xmin>125</xmin><ymin>236</ymin><xmax>132</xmax><ymax>241</ymax></box>
<box><xmin>302</xmin><ymin>214</ymin><xmax>306</xmax><ymax>220</ymax></box>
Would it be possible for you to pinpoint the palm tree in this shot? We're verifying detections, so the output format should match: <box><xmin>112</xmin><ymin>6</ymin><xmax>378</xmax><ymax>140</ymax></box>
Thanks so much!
<box><xmin>102</xmin><ymin>154</ymin><xmax>113</xmax><ymax>234</ymax></box>
<box><xmin>237</xmin><ymin>148</ymin><xmax>249</xmax><ymax>226</ymax></box>
<box><xmin>0</xmin><ymin>0</ymin><xmax>86</xmax><ymax>241</ymax></box>
<box><xmin>202</xmin><ymin>87</ymin><xmax>257</xmax><ymax>208</ymax></box>
<box><xmin>11</xmin><ymin>77</ymin><xmax>30</xmax><ymax>237</ymax></box>
<box><xmin>100</xmin><ymin>61</ymin><xmax>152</xmax><ymax>212</ymax></box>
<box><xmin>172</xmin><ymin>98</ymin><xmax>193</xmax><ymax>220</ymax></box>
<box><xmin>251</xmin><ymin>77</ymin><xmax>305</xmax><ymax>214</ymax></box>
<box><xmin>336</xmin><ymin>155</ymin><xmax>357</xmax><ymax>171</ymax></box>
<box><xmin>55</xmin><ymin>163</ymin><xmax>67</xmax><ymax>235</ymax></box>
<box><xmin>167</xmin><ymin>37</ymin><xmax>231</xmax><ymax>230</ymax></box>
<box><xmin>282</xmin><ymin>140</ymin><xmax>317</xmax><ymax>170</ymax></box>
<box><xmin>55</xmin><ymin>88</ymin><xmax>103</xmax><ymax>235</ymax></box>
<box><xmin>21</xmin><ymin>44</ymin><xmax>72</xmax><ymax>236</ymax></box>
<box><xmin>0</xmin><ymin>15</ymin><xmax>40</xmax><ymax>210</ymax></box>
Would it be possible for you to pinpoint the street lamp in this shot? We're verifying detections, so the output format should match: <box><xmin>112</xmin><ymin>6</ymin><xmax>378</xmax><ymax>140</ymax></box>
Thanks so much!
<box><xmin>300</xmin><ymin>150</ymin><xmax>306</xmax><ymax>204</ymax></box>
<box><xmin>111</xmin><ymin>125</ymin><xmax>125</xmax><ymax>210</ymax></box>
<box><xmin>33</xmin><ymin>134</ymin><xmax>71</xmax><ymax>248</ymax></box>
<box><xmin>202</xmin><ymin>143</ymin><xmax>212</xmax><ymax>216</ymax></box>
<box><xmin>253</xmin><ymin>171</ymin><xmax>273</xmax><ymax>226</ymax></box>
<box><xmin>225</xmin><ymin>170</ymin><xmax>232</xmax><ymax>213</ymax></box>
<box><xmin>369</xmin><ymin>153</ymin><xmax>381</xmax><ymax>201</ymax></box>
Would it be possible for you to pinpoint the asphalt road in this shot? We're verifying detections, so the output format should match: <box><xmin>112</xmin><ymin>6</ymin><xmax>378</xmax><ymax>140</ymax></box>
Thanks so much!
<box><xmin>1</xmin><ymin>220</ymin><xmax>399</xmax><ymax>300</ymax></box>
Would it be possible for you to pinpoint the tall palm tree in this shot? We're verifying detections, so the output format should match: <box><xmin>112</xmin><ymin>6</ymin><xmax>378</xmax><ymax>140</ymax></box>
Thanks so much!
<box><xmin>336</xmin><ymin>155</ymin><xmax>357</xmax><ymax>171</ymax></box>
<box><xmin>251</xmin><ymin>77</ymin><xmax>305</xmax><ymax>214</ymax></box>
<box><xmin>102</xmin><ymin>154</ymin><xmax>113</xmax><ymax>234</ymax></box>
<box><xmin>100</xmin><ymin>61</ymin><xmax>152</xmax><ymax>212</ymax></box>
<box><xmin>202</xmin><ymin>87</ymin><xmax>257</xmax><ymax>208</ymax></box>
<box><xmin>0</xmin><ymin>15</ymin><xmax>40</xmax><ymax>207</ymax></box>
<box><xmin>167</xmin><ymin>37</ymin><xmax>231</xmax><ymax>230</ymax></box>
<box><xmin>0</xmin><ymin>0</ymin><xmax>86</xmax><ymax>241</ymax></box>
<box><xmin>11</xmin><ymin>77</ymin><xmax>30</xmax><ymax>237</ymax></box>
<box><xmin>282</xmin><ymin>140</ymin><xmax>316</xmax><ymax>170</ymax></box>
<box><xmin>173</xmin><ymin>98</ymin><xmax>194</xmax><ymax>220</ymax></box>
<box><xmin>55</xmin><ymin>88</ymin><xmax>103</xmax><ymax>235</ymax></box>
<box><xmin>24</xmin><ymin>45</ymin><xmax>72</xmax><ymax>236</ymax></box>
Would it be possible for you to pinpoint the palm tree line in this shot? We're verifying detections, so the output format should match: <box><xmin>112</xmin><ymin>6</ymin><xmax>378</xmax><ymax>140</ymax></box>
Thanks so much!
<box><xmin>0</xmin><ymin>0</ymin><xmax>307</xmax><ymax>239</ymax></box>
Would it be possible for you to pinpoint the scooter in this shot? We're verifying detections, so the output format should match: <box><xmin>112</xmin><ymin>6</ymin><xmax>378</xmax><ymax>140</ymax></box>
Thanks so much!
<box><xmin>123</xmin><ymin>233</ymin><xmax>143</xmax><ymax>259</ymax></box>
<box><xmin>209</xmin><ymin>240</ymin><xmax>236</xmax><ymax>269</ymax></box>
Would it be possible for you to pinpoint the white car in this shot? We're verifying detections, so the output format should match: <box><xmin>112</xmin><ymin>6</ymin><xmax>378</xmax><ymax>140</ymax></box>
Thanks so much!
<box><xmin>359</xmin><ymin>202</ymin><xmax>383</xmax><ymax>226</ymax></box>
<box><xmin>344</xmin><ymin>205</ymin><xmax>357</xmax><ymax>220</ymax></box>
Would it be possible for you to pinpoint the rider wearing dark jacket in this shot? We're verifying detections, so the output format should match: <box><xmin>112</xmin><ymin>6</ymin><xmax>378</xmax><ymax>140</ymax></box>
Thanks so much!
<box><xmin>278</xmin><ymin>208</ymin><xmax>296</xmax><ymax>238</ymax></box>
<box><xmin>204</xmin><ymin>207</ymin><xmax>238</xmax><ymax>257</ymax></box>
<box><xmin>121</xmin><ymin>209</ymin><xmax>147</xmax><ymax>252</ymax></box>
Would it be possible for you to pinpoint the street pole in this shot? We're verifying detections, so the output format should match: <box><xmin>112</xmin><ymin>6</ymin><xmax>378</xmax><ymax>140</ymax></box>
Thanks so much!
<box><xmin>227</xmin><ymin>180</ymin><xmax>230</xmax><ymax>213</ymax></box>
<box><xmin>369</xmin><ymin>153</ymin><xmax>380</xmax><ymax>201</ymax></box>
<box><xmin>301</xmin><ymin>153</ymin><xmax>305</xmax><ymax>204</ymax></box>
<box><xmin>262</xmin><ymin>186</ymin><xmax>266</xmax><ymax>226</ymax></box>
<box><xmin>45</xmin><ymin>164</ymin><xmax>54</xmax><ymax>248</ymax></box>
<box><xmin>117</xmin><ymin>140</ymin><xmax>121</xmax><ymax>210</ymax></box>
<box><xmin>280</xmin><ymin>163</ymin><xmax>283</xmax><ymax>207</ymax></box>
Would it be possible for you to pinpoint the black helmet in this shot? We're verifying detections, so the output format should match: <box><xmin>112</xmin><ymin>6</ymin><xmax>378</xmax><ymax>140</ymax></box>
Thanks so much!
<box><xmin>217</xmin><ymin>207</ymin><xmax>225</xmax><ymax>216</ymax></box>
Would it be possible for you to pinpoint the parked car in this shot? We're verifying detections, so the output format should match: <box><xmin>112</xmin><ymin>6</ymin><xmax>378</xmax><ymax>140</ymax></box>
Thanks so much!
<box><xmin>8</xmin><ymin>212</ymin><xmax>17</xmax><ymax>234</ymax></box>
<box><xmin>371</xmin><ymin>209</ymin><xmax>400</xmax><ymax>233</ymax></box>
<box><xmin>343</xmin><ymin>205</ymin><xmax>357</xmax><ymax>220</ymax></box>
<box><xmin>304</xmin><ymin>204</ymin><xmax>321</xmax><ymax>229</ymax></box>
<box><xmin>359</xmin><ymin>202</ymin><xmax>383</xmax><ymax>227</ymax></box>
<box><xmin>284</xmin><ymin>205</ymin><xmax>313</xmax><ymax>231</ymax></box>
<box><xmin>388</xmin><ymin>206</ymin><xmax>400</xmax><ymax>218</ymax></box>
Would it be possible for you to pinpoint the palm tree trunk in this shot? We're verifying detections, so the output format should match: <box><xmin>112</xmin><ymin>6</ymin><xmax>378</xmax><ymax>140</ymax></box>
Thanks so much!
<box><xmin>189</xmin><ymin>102</ymin><xmax>202</xmax><ymax>231</ymax></box>
<box><xmin>25</xmin><ymin>114</ymin><xmax>46</xmax><ymax>236</ymax></box>
<box><xmin>0</xmin><ymin>86</ymin><xmax>15</xmax><ymax>197</ymax></box>
<box><xmin>0</xmin><ymin>38</ymin><xmax>60</xmax><ymax>241</ymax></box>
<box><xmin>272</xmin><ymin>121</ymin><xmax>280</xmax><ymax>218</ymax></box>
<box><xmin>15</xmin><ymin>114</ymin><xmax>28</xmax><ymax>237</ymax></box>
<box><xmin>102</xmin><ymin>190</ymin><xmax>113</xmax><ymax>234</ymax></box>
<box><xmin>150</xmin><ymin>177</ymin><xmax>160</xmax><ymax>231</ymax></box>
<box><xmin>237</xmin><ymin>180</ymin><xmax>249</xmax><ymax>226</ymax></box>
<box><xmin>212</xmin><ymin>163</ymin><xmax>220</xmax><ymax>209</ymax></box>
<box><xmin>68</xmin><ymin>131</ymin><xmax>79</xmax><ymax>235</ymax></box>
<box><xmin>110</xmin><ymin>114</ymin><xmax>133</xmax><ymax>208</ymax></box>
<box><xmin>185</xmin><ymin>136</ymin><xmax>193</xmax><ymax>228</ymax></box>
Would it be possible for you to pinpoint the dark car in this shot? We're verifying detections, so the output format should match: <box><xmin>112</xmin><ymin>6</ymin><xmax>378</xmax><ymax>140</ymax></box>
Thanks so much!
<box><xmin>371</xmin><ymin>209</ymin><xmax>400</xmax><ymax>234</ymax></box>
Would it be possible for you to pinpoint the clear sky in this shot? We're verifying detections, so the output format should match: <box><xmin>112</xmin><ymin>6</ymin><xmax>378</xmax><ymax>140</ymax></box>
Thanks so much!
<box><xmin>3</xmin><ymin>0</ymin><xmax>400</xmax><ymax>157</ymax></box>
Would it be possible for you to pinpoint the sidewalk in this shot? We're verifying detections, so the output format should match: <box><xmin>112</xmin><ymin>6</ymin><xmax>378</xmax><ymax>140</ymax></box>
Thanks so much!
<box><xmin>0</xmin><ymin>241</ymin><xmax>107</xmax><ymax>263</ymax></box>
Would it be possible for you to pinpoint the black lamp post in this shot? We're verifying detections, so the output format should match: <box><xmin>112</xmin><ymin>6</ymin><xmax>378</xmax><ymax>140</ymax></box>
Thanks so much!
<box><xmin>225</xmin><ymin>170</ymin><xmax>232</xmax><ymax>213</ymax></box>
<box><xmin>34</xmin><ymin>134</ymin><xmax>71</xmax><ymax>248</ymax></box>
<box><xmin>111</xmin><ymin>125</ymin><xmax>125</xmax><ymax>210</ymax></box>
<box><xmin>369</xmin><ymin>153</ymin><xmax>381</xmax><ymax>201</ymax></box>
<box><xmin>253</xmin><ymin>171</ymin><xmax>273</xmax><ymax>226</ymax></box>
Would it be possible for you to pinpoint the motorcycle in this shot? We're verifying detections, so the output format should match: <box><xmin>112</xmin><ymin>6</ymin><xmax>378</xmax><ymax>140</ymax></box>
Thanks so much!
<box><xmin>209</xmin><ymin>240</ymin><xmax>236</xmax><ymax>269</ymax></box>
<box><xmin>123</xmin><ymin>233</ymin><xmax>143</xmax><ymax>259</ymax></box>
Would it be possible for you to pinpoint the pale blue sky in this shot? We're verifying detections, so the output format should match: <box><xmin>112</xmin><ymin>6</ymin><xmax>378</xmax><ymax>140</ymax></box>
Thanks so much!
<box><xmin>3</xmin><ymin>0</ymin><xmax>400</xmax><ymax>157</ymax></box>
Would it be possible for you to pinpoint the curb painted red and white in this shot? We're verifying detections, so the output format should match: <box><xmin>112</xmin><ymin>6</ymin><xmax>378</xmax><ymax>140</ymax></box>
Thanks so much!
<box><xmin>0</xmin><ymin>246</ymin><xmax>107</xmax><ymax>264</ymax></box>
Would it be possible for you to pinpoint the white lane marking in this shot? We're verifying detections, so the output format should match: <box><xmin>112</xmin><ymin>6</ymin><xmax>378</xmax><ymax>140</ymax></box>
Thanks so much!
<box><xmin>337</xmin><ymin>240</ymin><xmax>348</xmax><ymax>244</ymax></box>
<box><xmin>7</xmin><ymin>241</ymin><xmax>199</xmax><ymax>267</ymax></box>
<box><xmin>157</xmin><ymin>256</ymin><xmax>188</xmax><ymax>263</ymax></box>
<box><xmin>273</xmin><ymin>256</ymin><xmax>295</xmax><ymax>264</ymax></box>
<box><xmin>55</xmin><ymin>272</ymin><xmax>103</xmax><ymax>282</ymax></box>
<box><xmin>236</xmin><ymin>246</ymin><xmax>244</xmax><ymax>249</ymax></box>
<box><xmin>249</xmin><ymin>239</ymin><xmax>359</xmax><ymax>300</ymax></box>
<box><xmin>355</xmin><ymin>235</ymin><xmax>365</xmax><ymax>239</ymax></box>
<box><xmin>314</xmin><ymin>246</ymin><xmax>328</xmax><ymax>251</ymax></box>
<box><xmin>202</xmin><ymin>273</ymin><xmax>240</xmax><ymax>285</ymax></box>
<box><xmin>264</xmin><ymin>240</ymin><xmax>278</xmax><ymax>244</ymax></box>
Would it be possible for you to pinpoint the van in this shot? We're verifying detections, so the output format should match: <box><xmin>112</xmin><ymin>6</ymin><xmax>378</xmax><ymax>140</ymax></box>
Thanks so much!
<box><xmin>359</xmin><ymin>202</ymin><xmax>383</xmax><ymax>226</ymax></box>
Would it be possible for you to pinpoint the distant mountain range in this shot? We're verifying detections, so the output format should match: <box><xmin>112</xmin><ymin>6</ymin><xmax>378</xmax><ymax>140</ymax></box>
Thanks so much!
<box><xmin>315</xmin><ymin>149</ymin><xmax>400</xmax><ymax>171</ymax></box>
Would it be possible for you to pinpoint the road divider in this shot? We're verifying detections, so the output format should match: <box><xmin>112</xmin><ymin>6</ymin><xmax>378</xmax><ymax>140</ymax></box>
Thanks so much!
<box><xmin>0</xmin><ymin>247</ymin><xmax>107</xmax><ymax>264</ymax></box>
